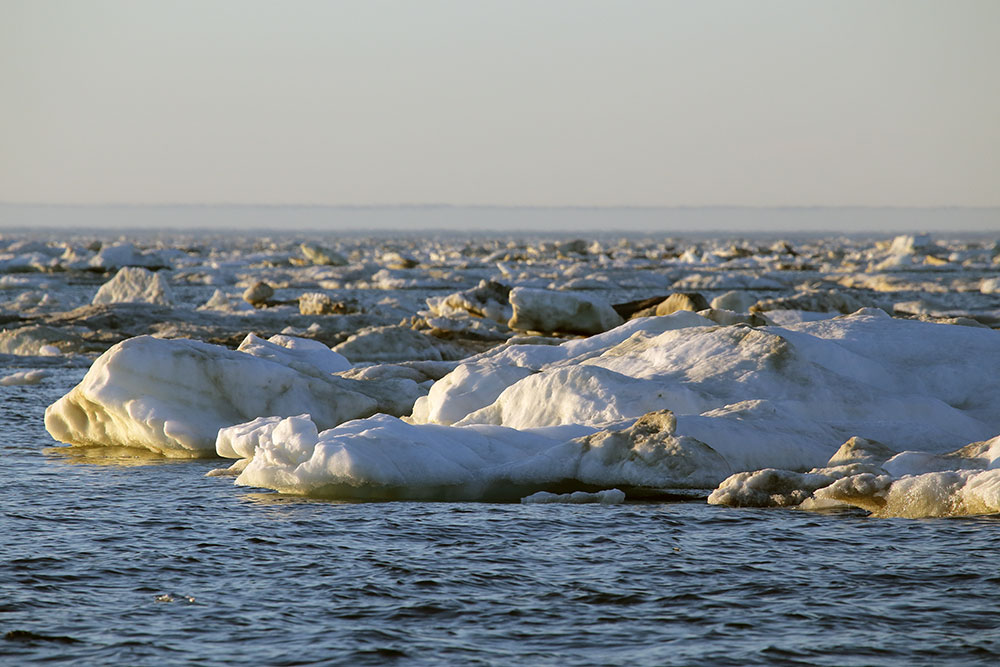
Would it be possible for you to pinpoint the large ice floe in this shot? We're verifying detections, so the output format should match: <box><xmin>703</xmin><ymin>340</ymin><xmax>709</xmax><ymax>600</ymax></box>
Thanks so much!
<box><xmin>212</xmin><ymin>310</ymin><xmax>1000</xmax><ymax>510</ymax></box>
<box><xmin>44</xmin><ymin>334</ymin><xmax>423</xmax><ymax>456</ymax></box>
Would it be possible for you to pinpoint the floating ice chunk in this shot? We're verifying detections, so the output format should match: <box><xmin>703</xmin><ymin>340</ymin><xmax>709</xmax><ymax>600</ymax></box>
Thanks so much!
<box><xmin>44</xmin><ymin>336</ymin><xmax>409</xmax><ymax>456</ymax></box>
<box><xmin>0</xmin><ymin>369</ymin><xmax>49</xmax><ymax>385</ymax></box>
<box><xmin>887</xmin><ymin>233</ymin><xmax>934</xmax><ymax>256</ymax></box>
<box><xmin>237</xmin><ymin>333</ymin><xmax>351</xmax><ymax>376</ymax></box>
<box><xmin>707</xmin><ymin>436</ymin><xmax>894</xmax><ymax>509</ymax></box>
<box><xmin>369</xmin><ymin>268</ymin><xmax>456</xmax><ymax>289</ymax></box>
<box><xmin>708</xmin><ymin>468</ymin><xmax>842</xmax><ymax>508</ymax></box>
<box><xmin>439</xmin><ymin>312</ymin><xmax>1000</xmax><ymax>472</ymax></box>
<box><xmin>507</xmin><ymin>287</ymin><xmax>623</xmax><ymax>335</ymax></box>
<box><xmin>815</xmin><ymin>469</ymin><xmax>1000</xmax><ymax>518</ymax></box>
<box><xmin>216</xmin><ymin>415</ymin><xmax>287</xmax><ymax>459</ymax></box>
<box><xmin>92</xmin><ymin>267</ymin><xmax>174</xmax><ymax>306</ymax></box>
<box><xmin>242</xmin><ymin>281</ymin><xmax>273</xmax><ymax>306</ymax></box>
<box><xmin>381</xmin><ymin>251</ymin><xmax>419</xmax><ymax>269</ymax></box>
<box><xmin>710</xmin><ymin>291</ymin><xmax>757</xmax><ymax>313</ymax></box>
<box><xmin>826</xmin><ymin>436</ymin><xmax>897</xmax><ymax>466</ymax></box>
<box><xmin>221</xmin><ymin>409</ymin><xmax>730</xmax><ymax>500</ymax></box>
<box><xmin>198</xmin><ymin>289</ymin><xmax>254</xmax><ymax>312</ymax></box>
<box><xmin>521</xmin><ymin>489</ymin><xmax>625</xmax><ymax>504</ymax></box>
<box><xmin>300</xmin><ymin>243</ymin><xmax>348</xmax><ymax>266</ymax></box>
<box><xmin>880</xmin><ymin>437</ymin><xmax>1000</xmax><ymax>477</ymax></box>
<box><xmin>425</xmin><ymin>280</ymin><xmax>512</xmax><ymax>323</ymax></box>
<box><xmin>0</xmin><ymin>325</ymin><xmax>71</xmax><ymax>356</ymax></box>
<box><xmin>423</xmin><ymin>313</ymin><xmax>511</xmax><ymax>340</ymax></box>
<box><xmin>710</xmin><ymin>431</ymin><xmax>1000</xmax><ymax>516</ymax></box>
<box><xmin>228</xmin><ymin>413</ymin><xmax>567</xmax><ymax>499</ymax></box>
<box><xmin>0</xmin><ymin>252</ymin><xmax>60</xmax><ymax>273</ymax></box>
<box><xmin>0</xmin><ymin>275</ymin><xmax>31</xmax><ymax>289</ymax></box>
<box><xmin>338</xmin><ymin>359</ymin><xmax>457</xmax><ymax>384</ymax></box>
<box><xmin>672</xmin><ymin>272</ymin><xmax>787</xmax><ymax>291</ymax></box>
<box><xmin>980</xmin><ymin>278</ymin><xmax>1000</xmax><ymax>295</ymax></box>
<box><xmin>298</xmin><ymin>292</ymin><xmax>351</xmax><ymax>315</ymax></box>
<box><xmin>751</xmin><ymin>289</ymin><xmax>872</xmax><ymax>315</ymax></box>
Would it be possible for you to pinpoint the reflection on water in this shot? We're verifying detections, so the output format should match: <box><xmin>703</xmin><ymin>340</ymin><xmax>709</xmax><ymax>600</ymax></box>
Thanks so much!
<box><xmin>43</xmin><ymin>445</ymin><xmax>213</xmax><ymax>467</ymax></box>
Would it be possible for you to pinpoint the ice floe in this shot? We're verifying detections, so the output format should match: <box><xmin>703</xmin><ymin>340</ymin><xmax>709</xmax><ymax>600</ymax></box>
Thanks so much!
<box><xmin>92</xmin><ymin>267</ymin><xmax>174</xmax><ymax>306</ymax></box>
<box><xmin>507</xmin><ymin>287</ymin><xmax>624</xmax><ymax>335</ymax></box>
<box><xmin>708</xmin><ymin>433</ymin><xmax>1000</xmax><ymax>518</ymax></box>
<box><xmin>44</xmin><ymin>335</ymin><xmax>424</xmax><ymax>456</ymax></box>
<box><xmin>216</xmin><ymin>408</ymin><xmax>724</xmax><ymax>500</ymax></box>
<box><xmin>198</xmin><ymin>310</ymin><xmax>1000</xmax><ymax>504</ymax></box>
<box><xmin>1</xmin><ymin>369</ymin><xmax>49</xmax><ymax>385</ymax></box>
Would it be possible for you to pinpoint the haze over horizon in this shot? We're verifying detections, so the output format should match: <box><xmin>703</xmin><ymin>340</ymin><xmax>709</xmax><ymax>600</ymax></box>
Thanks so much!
<box><xmin>3</xmin><ymin>1</ymin><xmax>999</xmax><ymax>211</ymax></box>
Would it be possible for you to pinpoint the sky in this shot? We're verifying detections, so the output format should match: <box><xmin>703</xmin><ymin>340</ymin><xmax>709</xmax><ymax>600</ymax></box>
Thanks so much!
<box><xmin>2</xmin><ymin>0</ymin><xmax>999</xmax><ymax>208</ymax></box>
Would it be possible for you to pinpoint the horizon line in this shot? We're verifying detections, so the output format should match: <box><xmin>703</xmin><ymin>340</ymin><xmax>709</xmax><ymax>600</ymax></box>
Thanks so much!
<box><xmin>2</xmin><ymin>202</ymin><xmax>999</xmax><ymax>211</ymax></box>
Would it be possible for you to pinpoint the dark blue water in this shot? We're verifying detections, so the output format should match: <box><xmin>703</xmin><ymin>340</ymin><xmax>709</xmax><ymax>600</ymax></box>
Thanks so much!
<box><xmin>4</xmin><ymin>365</ymin><xmax>1000</xmax><ymax>666</ymax></box>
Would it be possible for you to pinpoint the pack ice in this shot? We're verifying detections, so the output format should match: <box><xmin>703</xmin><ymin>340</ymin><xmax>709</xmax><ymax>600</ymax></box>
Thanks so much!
<box><xmin>200</xmin><ymin>310</ymin><xmax>1000</xmax><ymax>506</ymax></box>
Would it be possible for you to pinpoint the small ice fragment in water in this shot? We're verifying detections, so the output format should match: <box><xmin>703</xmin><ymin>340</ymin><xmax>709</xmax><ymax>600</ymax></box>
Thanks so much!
<box><xmin>521</xmin><ymin>489</ymin><xmax>626</xmax><ymax>504</ymax></box>
<box><xmin>154</xmin><ymin>593</ymin><xmax>196</xmax><ymax>603</ymax></box>
<box><xmin>0</xmin><ymin>369</ymin><xmax>49</xmax><ymax>386</ymax></box>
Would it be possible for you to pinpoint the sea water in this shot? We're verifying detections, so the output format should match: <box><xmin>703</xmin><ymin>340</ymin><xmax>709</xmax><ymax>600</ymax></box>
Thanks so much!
<box><xmin>4</xmin><ymin>367</ymin><xmax>1000</xmax><ymax>666</ymax></box>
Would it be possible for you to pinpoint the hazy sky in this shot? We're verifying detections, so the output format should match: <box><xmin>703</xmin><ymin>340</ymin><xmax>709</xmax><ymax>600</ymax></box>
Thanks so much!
<box><xmin>2</xmin><ymin>0</ymin><xmax>998</xmax><ymax>207</ymax></box>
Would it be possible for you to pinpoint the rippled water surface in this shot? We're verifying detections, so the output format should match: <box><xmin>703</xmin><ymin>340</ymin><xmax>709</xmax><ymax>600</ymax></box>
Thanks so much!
<box><xmin>4</xmin><ymin>367</ymin><xmax>1000</xmax><ymax>666</ymax></box>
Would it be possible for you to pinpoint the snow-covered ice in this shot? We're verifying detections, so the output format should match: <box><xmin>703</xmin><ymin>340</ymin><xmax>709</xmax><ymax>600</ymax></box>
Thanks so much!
<box><xmin>92</xmin><ymin>267</ymin><xmax>174</xmax><ymax>306</ymax></box>
<box><xmin>44</xmin><ymin>335</ymin><xmax>423</xmax><ymax>456</ymax></box>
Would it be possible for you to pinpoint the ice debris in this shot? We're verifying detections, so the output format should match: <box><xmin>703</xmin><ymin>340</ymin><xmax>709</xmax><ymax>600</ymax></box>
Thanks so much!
<box><xmin>521</xmin><ymin>489</ymin><xmax>626</xmax><ymax>504</ymax></box>
<box><xmin>92</xmin><ymin>267</ymin><xmax>174</xmax><ymax>307</ymax></box>
<box><xmin>1</xmin><ymin>369</ymin><xmax>49</xmax><ymax>386</ymax></box>
<box><xmin>507</xmin><ymin>287</ymin><xmax>624</xmax><ymax>335</ymax></box>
